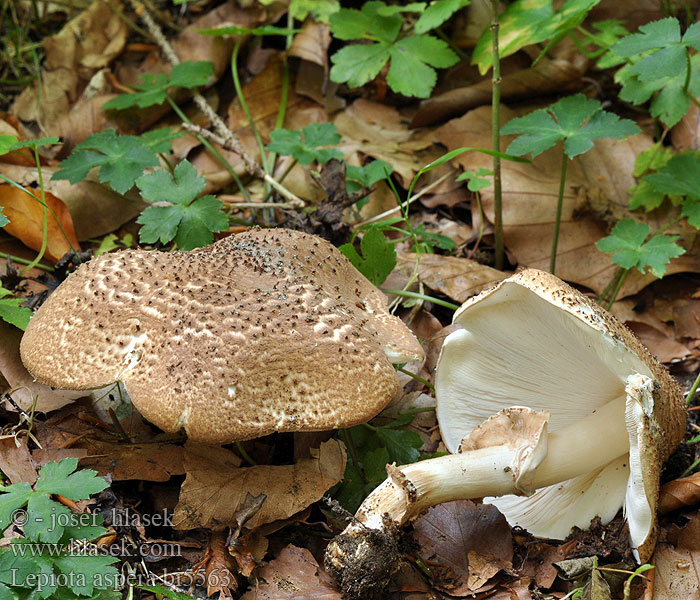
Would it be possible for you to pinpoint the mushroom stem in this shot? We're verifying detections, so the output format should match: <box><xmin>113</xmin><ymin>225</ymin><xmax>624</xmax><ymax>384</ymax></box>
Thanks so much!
<box><xmin>356</xmin><ymin>394</ymin><xmax>629</xmax><ymax>529</ymax></box>
<box><xmin>325</xmin><ymin>394</ymin><xmax>631</xmax><ymax>598</ymax></box>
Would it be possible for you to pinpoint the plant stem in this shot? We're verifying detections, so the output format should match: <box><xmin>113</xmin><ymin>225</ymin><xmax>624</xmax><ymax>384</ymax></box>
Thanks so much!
<box><xmin>235</xmin><ymin>441</ymin><xmax>257</xmax><ymax>466</ymax></box>
<box><xmin>550</xmin><ymin>147</ymin><xmax>568</xmax><ymax>274</ymax></box>
<box><xmin>490</xmin><ymin>0</ymin><xmax>504</xmax><ymax>270</ymax></box>
<box><xmin>21</xmin><ymin>147</ymin><xmax>49</xmax><ymax>275</ymax></box>
<box><xmin>606</xmin><ymin>268</ymin><xmax>629</xmax><ymax>310</ymax></box>
<box><xmin>397</xmin><ymin>367</ymin><xmax>435</xmax><ymax>393</ymax></box>
<box><xmin>0</xmin><ymin>252</ymin><xmax>53</xmax><ymax>272</ymax></box>
<box><xmin>685</xmin><ymin>368</ymin><xmax>700</xmax><ymax>407</ymax></box>
<box><xmin>597</xmin><ymin>267</ymin><xmax>622</xmax><ymax>305</ymax></box>
<box><xmin>166</xmin><ymin>98</ymin><xmax>250</xmax><ymax>202</ymax></box>
<box><xmin>381</xmin><ymin>289</ymin><xmax>460</xmax><ymax>311</ymax></box>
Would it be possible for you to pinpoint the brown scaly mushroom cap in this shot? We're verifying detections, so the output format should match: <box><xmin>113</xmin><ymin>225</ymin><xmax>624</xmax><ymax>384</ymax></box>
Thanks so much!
<box><xmin>20</xmin><ymin>228</ymin><xmax>424</xmax><ymax>444</ymax></box>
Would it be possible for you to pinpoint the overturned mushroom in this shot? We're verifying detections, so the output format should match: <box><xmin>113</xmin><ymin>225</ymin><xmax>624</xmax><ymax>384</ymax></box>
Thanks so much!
<box><xmin>20</xmin><ymin>228</ymin><xmax>423</xmax><ymax>444</ymax></box>
<box><xmin>325</xmin><ymin>269</ymin><xmax>685</xmax><ymax>599</ymax></box>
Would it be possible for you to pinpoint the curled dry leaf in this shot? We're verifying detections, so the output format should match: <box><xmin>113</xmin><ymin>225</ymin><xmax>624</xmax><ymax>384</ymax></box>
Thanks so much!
<box><xmin>173</xmin><ymin>439</ymin><xmax>346</xmax><ymax>531</ymax></box>
<box><xmin>289</xmin><ymin>22</ymin><xmax>331</xmax><ymax>69</ymax></box>
<box><xmin>240</xmin><ymin>544</ymin><xmax>342</xmax><ymax>600</ymax></box>
<box><xmin>0</xmin><ymin>184</ymin><xmax>80</xmax><ymax>263</ymax></box>
<box><xmin>413</xmin><ymin>500</ymin><xmax>513</xmax><ymax>597</ymax></box>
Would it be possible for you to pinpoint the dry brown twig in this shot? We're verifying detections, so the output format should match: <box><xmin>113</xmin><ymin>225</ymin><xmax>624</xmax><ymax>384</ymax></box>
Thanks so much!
<box><xmin>125</xmin><ymin>0</ymin><xmax>304</xmax><ymax>207</ymax></box>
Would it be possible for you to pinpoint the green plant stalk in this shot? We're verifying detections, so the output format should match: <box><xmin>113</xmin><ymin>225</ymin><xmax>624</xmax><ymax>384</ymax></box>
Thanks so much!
<box><xmin>0</xmin><ymin>252</ymin><xmax>54</xmax><ymax>272</ymax></box>
<box><xmin>597</xmin><ymin>266</ymin><xmax>622</xmax><ymax>305</ymax></box>
<box><xmin>21</xmin><ymin>146</ymin><xmax>49</xmax><ymax>275</ymax></box>
<box><xmin>550</xmin><ymin>147</ymin><xmax>568</xmax><ymax>274</ymax></box>
<box><xmin>491</xmin><ymin>0</ymin><xmax>504</xmax><ymax>270</ymax></box>
<box><xmin>236</xmin><ymin>441</ymin><xmax>257</xmax><ymax>466</ymax></box>
<box><xmin>276</xmin><ymin>158</ymin><xmax>298</xmax><ymax>186</ymax></box>
<box><xmin>382</xmin><ymin>289</ymin><xmax>460</xmax><ymax>311</ymax></box>
<box><xmin>232</xmin><ymin>38</ymin><xmax>268</xmax><ymax>174</ymax></box>
<box><xmin>397</xmin><ymin>367</ymin><xmax>435</xmax><ymax>393</ymax></box>
<box><xmin>166</xmin><ymin>97</ymin><xmax>250</xmax><ymax>202</ymax></box>
<box><xmin>606</xmin><ymin>268</ymin><xmax>629</xmax><ymax>310</ymax></box>
<box><xmin>340</xmin><ymin>428</ymin><xmax>367</xmax><ymax>483</ymax></box>
<box><xmin>685</xmin><ymin>368</ymin><xmax>700</xmax><ymax>407</ymax></box>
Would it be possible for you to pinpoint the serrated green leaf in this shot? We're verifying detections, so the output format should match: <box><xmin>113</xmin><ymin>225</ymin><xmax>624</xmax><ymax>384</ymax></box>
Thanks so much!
<box><xmin>137</xmin><ymin>205</ymin><xmax>185</xmax><ymax>245</ymax></box>
<box><xmin>596</xmin><ymin>219</ymin><xmax>685</xmax><ymax>278</ymax></box>
<box><xmin>35</xmin><ymin>459</ymin><xmax>108</xmax><ymax>500</ymax></box>
<box><xmin>633</xmin><ymin>142</ymin><xmax>674</xmax><ymax>176</ymax></box>
<box><xmin>630</xmin><ymin>44</ymin><xmax>686</xmax><ymax>82</ymax></box>
<box><xmin>414</xmin><ymin>0</ymin><xmax>469</xmax><ymax>34</ymax></box>
<box><xmin>24</xmin><ymin>495</ymin><xmax>70</xmax><ymax>543</ymax></box>
<box><xmin>265</xmin><ymin>123</ymin><xmax>343</xmax><ymax>165</ymax></box>
<box><xmin>683</xmin><ymin>21</ymin><xmax>700</xmax><ymax>50</ymax></box>
<box><xmin>387</xmin><ymin>35</ymin><xmax>458</xmax><ymax>98</ymax></box>
<box><xmin>136</xmin><ymin>160</ymin><xmax>205</xmax><ymax>205</ymax></box>
<box><xmin>628</xmin><ymin>181</ymin><xmax>666</xmax><ymax>212</ymax></box>
<box><xmin>174</xmin><ymin>196</ymin><xmax>228</xmax><ymax>251</ymax></box>
<box><xmin>502</xmin><ymin>94</ymin><xmax>639</xmax><ymax>159</ymax></box>
<box><xmin>169</xmin><ymin>61</ymin><xmax>214</xmax><ymax>89</ymax></box>
<box><xmin>376</xmin><ymin>427</ymin><xmax>423</xmax><ymax>464</ymax></box>
<box><xmin>289</xmin><ymin>0</ymin><xmax>339</xmax><ymax>23</ymax></box>
<box><xmin>612</xmin><ymin>17</ymin><xmax>680</xmax><ymax>57</ymax></box>
<box><xmin>11</xmin><ymin>137</ymin><xmax>60</xmax><ymax>151</ymax></box>
<box><xmin>54</xmin><ymin>554</ymin><xmax>119</xmax><ymax>596</ymax></box>
<box><xmin>330</xmin><ymin>43</ymin><xmax>391</xmax><ymax>89</ymax></box>
<box><xmin>329</xmin><ymin>2</ymin><xmax>402</xmax><ymax>42</ymax></box>
<box><xmin>339</xmin><ymin>227</ymin><xmax>396</xmax><ymax>285</ymax></box>
<box><xmin>682</xmin><ymin>199</ymin><xmax>700</xmax><ymax>228</ymax></box>
<box><xmin>141</xmin><ymin>128</ymin><xmax>184</xmax><ymax>154</ymax></box>
<box><xmin>0</xmin><ymin>582</ymin><xmax>18</xmax><ymax>600</ymax></box>
<box><xmin>52</xmin><ymin>129</ymin><xmax>161</xmax><ymax>194</ymax></box>
<box><xmin>644</xmin><ymin>152</ymin><xmax>700</xmax><ymax>199</ymax></box>
<box><xmin>0</xmin><ymin>482</ymin><xmax>33</xmax><ymax>530</ymax></box>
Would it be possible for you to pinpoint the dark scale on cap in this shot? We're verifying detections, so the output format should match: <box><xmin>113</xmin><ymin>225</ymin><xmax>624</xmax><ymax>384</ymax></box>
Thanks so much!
<box><xmin>20</xmin><ymin>228</ymin><xmax>424</xmax><ymax>444</ymax></box>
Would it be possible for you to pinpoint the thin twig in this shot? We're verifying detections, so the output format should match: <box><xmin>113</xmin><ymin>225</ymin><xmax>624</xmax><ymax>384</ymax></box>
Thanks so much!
<box><xmin>183</xmin><ymin>124</ymin><xmax>304</xmax><ymax>207</ymax></box>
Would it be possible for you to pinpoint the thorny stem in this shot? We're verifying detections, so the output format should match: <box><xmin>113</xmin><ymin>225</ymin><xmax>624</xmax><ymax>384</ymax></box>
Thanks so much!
<box><xmin>606</xmin><ymin>268</ymin><xmax>629</xmax><ymax>310</ymax></box>
<box><xmin>491</xmin><ymin>0</ymin><xmax>504</xmax><ymax>270</ymax></box>
<box><xmin>550</xmin><ymin>146</ymin><xmax>568</xmax><ymax>274</ymax></box>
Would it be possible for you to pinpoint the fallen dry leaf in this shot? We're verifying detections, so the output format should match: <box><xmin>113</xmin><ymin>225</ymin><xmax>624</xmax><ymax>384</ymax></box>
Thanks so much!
<box><xmin>80</xmin><ymin>442</ymin><xmax>185</xmax><ymax>482</ymax></box>
<box><xmin>396</xmin><ymin>252</ymin><xmax>507</xmax><ymax>303</ymax></box>
<box><xmin>11</xmin><ymin>0</ymin><xmax>128</xmax><ymax>133</ymax></box>
<box><xmin>674</xmin><ymin>299</ymin><xmax>700</xmax><ymax>340</ymax></box>
<box><xmin>173</xmin><ymin>439</ymin><xmax>346</xmax><ymax>531</ymax></box>
<box><xmin>659</xmin><ymin>472</ymin><xmax>700</xmax><ymax>515</ymax></box>
<box><xmin>0</xmin><ymin>184</ymin><xmax>80</xmax><ymax>262</ymax></box>
<box><xmin>289</xmin><ymin>22</ymin><xmax>330</xmax><ymax>69</ymax></box>
<box><xmin>199</xmin><ymin>530</ymin><xmax>237</xmax><ymax>599</ymax></box>
<box><xmin>672</xmin><ymin>102</ymin><xmax>700</xmax><ymax>151</ymax></box>
<box><xmin>413</xmin><ymin>500</ymin><xmax>513</xmax><ymax>596</ymax></box>
<box><xmin>240</xmin><ymin>544</ymin><xmax>342</xmax><ymax>600</ymax></box>
<box><xmin>653</xmin><ymin>513</ymin><xmax>700</xmax><ymax>599</ymax></box>
<box><xmin>0</xmin><ymin>437</ymin><xmax>37</xmax><ymax>484</ymax></box>
<box><xmin>0</xmin><ymin>322</ymin><xmax>83</xmax><ymax>413</ymax></box>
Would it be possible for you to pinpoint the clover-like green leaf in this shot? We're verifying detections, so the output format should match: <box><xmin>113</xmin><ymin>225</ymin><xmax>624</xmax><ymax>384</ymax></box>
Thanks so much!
<box><xmin>501</xmin><ymin>94</ymin><xmax>640</xmax><ymax>159</ymax></box>
<box><xmin>266</xmin><ymin>123</ymin><xmax>343</xmax><ymax>165</ymax></box>
<box><xmin>595</xmin><ymin>219</ymin><xmax>685</xmax><ymax>278</ymax></box>
<box><xmin>346</xmin><ymin>160</ymin><xmax>392</xmax><ymax>194</ymax></box>
<box><xmin>339</xmin><ymin>227</ymin><xmax>396</xmax><ymax>285</ymax></box>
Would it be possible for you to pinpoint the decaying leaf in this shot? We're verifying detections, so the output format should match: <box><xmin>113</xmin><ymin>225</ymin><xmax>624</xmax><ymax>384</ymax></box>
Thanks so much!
<box><xmin>240</xmin><ymin>544</ymin><xmax>342</xmax><ymax>600</ymax></box>
<box><xmin>659</xmin><ymin>472</ymin><xmax>700</xmax><ymax>514</ymax></box>
<box><xmin>413</xmin><ymin>500</ymin><xmax>513</xmax><ymax>596</ymax></box>
<box><xmin>0</xmin><ymin>436</ymin><xmax>37</xmax><ymax>484</ymax></box>
<box><xmin>80</xmin><ymin>442</ymin><xmax>185</xmax><ymax>482</ymax></box>
<box><xmin>173</xmin><ymin>439</ymin><xmax>346</xmax><ymax>530</ymax></box>
<box><xmin>0</xmin><ymin>184</ymin><xmax>80</xmax><ymax>263</ymax></box>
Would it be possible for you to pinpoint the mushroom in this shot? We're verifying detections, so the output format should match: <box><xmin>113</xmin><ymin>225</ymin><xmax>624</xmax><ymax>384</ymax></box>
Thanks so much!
<box><xmin>20</xmin><ymin>228</ymin><xmax>424</xmax><ymax>444</ymax></box>
<box><xmin>325</xmin><ymin>269</ymin><xmax>685</xmax><ymax>599</ymax></box>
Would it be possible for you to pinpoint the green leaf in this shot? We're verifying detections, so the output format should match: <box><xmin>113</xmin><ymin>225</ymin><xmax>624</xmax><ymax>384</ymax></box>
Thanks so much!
<box><xmin>103</xmin><ymin>61</ymin><xmax>214</xmax><ymax>110</ymax></box>
<box><xmin>644</xmin><ymin>152</ymin><xmax>700</xmax><ymax>200</ymax></box>
<box><xmin>52</xmin><ymin>129</ymin><xmax>161</xmax><ymax>194</ymax></box>
<box><xmin>628</xmin><ymin>181</ymin><xmax>666</xmax><ymax>212</ymax></box>
<box><xmin>612</xmin><ymin>17</ymin><xmax>681</xmax><ymax>57</ymax></box>
<box><xmin>633</xmin><ymin>142</ymin><xmax>674</xmax><ymax>176</ymax></box>
<box><xmin>414</xmin><ymin>0</ymin><xmax>469</xmax><ymax>34</ymax></box>
<box><xmin>0</xmin><ymin>135</ymin><xmax>19</xmax><ymax>156</ymax></box>
<box><xmin>35</xmin><ymin>459</ymin><xmax>108</xmax><ymax>500</ymax></box>
<box><xmin>471</xmin><ymin>0</ymin><xmax>600</xmax><ymax>74</ymax></box>
<box><xmin>457</xmin><ymin>168</ymin><xmax>493</xmax><ymax>191</ymax></box>
<box><xmin>11</xmin><ymin>137</ymin><xmax>60</xmax><ymax>151</ymax></box>
<box><xmin>199</xmin><ymin>25</ymin><xmax>301</xmax><ymax>36</ymax></box>
<box><xmin>387</xmin><ymin>35</ymin><xmax>459</xmax><ymax>98</ymax></box>
<box><xmin>265</xmin><ymin>123</ymin><xmax>343</xmax><ymax>165</ymax></box>
<box><xmin>141</xmin><ymin>128</ymin><xmax>185</xmax><ymax>153</ymax></box>
<box><xmin>339</xmin><ymin>227</ymin><xmax>397</xmax><ymax>285</ymax></box>
<box><xmin>329</xmin><ymin>2</ymin><xmax>402</xmax><ymax>42</ymax></box>
<box><xmin>595</xmin><ymin>219</ymin><xmax>685</xmax><ymax>278</ymax></box>
<box><xmin>289</xmin><ymin>0</ymin><xmax>340</xmax><ymax>24</ymax></box>
<box><xmin>23</xmin><ymin>495</ymin><xmax>70</xmax><ymax>543</ymax></box>
<box><xmin>346</xmin><ymin>160</ymin><xmax>392</xmax><ymax>194</ymax></box>
<box><xmin>137</xmin><ymin>585</ymin><xmax>196</xmax><ymax>600</ymax></box>
<box><xmin>136</xmin><ymin>205</ymin><xmax>185</xmax><ymax>246</ymax></box>
<box><xmin>0</xmin><ymin>291</ymin><xmax>32</xmax><ymax>330</ymax></box>
<box><xmin>0</xmin><ymin>208</ymin><xmax>8</xmax><ymax>228</ymax></box>
<box><xmin>501</xmin><ymin>94</ymin><xmax>640</xmax><ymax>159</ymax></box>
<box><xmin>54</xmin><ymin>554</ymin><xmax>119</xmax><ymax>596</ymax></box>
<box><xmin>682</xmin><ymin>199</ymin><xmax>700</xmax><ymax>228</ymax></box>
<box><xmin>0</xmin><ymin>482</ymin><xmax>33</xmax><ymax>530</ymax></box>
<box><xmin>330</xmin><ymin>43</ymin><xmax>391</xmax><ymax>89</ymax></box>
<box><xmin>376</xmin><ymin>427</ymin><xmax>423</xmax><ymax>464</ymax></box>
<box><xmin>136</xmin><ymin>160</ymin><xmax>205</xmax><ymax>205</ymax></box>
<box><xmin>174</xmin><ymin>196</ymin><xmax>228</xmax><ymax>251</ymax></box>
